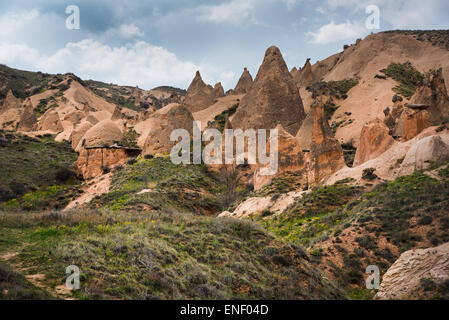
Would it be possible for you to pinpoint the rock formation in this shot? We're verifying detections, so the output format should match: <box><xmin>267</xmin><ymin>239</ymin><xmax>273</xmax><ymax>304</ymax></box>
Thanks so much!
<box><xmin>133</xmin><ymin>86</ymin><xmax>142</xmax><ymax>107</ymax></box>
<box><xmin>296</xmin><ymin>110</ymin><xmax>314</xmax><ymax>151</ymax></box>
<box><xmin>231</xmin><ymin>46</ymin><xmax>306</xmax><ymax>136</ymax></box>
<box><xmin>76</xmin><ymin>147</ymin><xmax>141</xmax><ymax>180</ymax></box>
<box><xmin>37</xmin><ymin>110</ymin><xmax>63</xmax><ymax>132</ymax></box>
<box><xmin>295</xmin><ymin>59</ymin><xmax>314</xmax><ymax>87</ymax></box>
<box><xmin>308</xmin><ymin>99</ymin><xmax>346</xmax><ymax>184</ymax></box>
<box><xmin>376</xmin><ymin>242</ymin><xmax>449</xmax><ymax>300</ymax></box>
<box><xmin>143</xmin><ymin>103</ymin><xmax>197</xmax><ymax>156</ymax></box>
<box><xmin>402</xmin><ymin>108</ymin><xmax>431</xmax><ymax>141</ymax></box>
<box><xmin>183</xmin><ymin>71</ymin><xmax>215</xmax><ymax>112</ymax></box>
<box><xmin>234</xmin><ymin>68</ymin><xmax>253</xmax><ymax>95</ymax></box>
<box><xmin>213</xmin><ymin>82</ymin><xmax>225</xmax><ymax>99</ymax></box>
<box><xmin>399</xmin><ymin>135</ymin><xmax>449</xmax><ymax>176</ymax></box>
<box><xmin>17</xmin><ymin>99</ymin><xmax>37</xmax><ymax>132</ymax></box>
<box><xmin>77</xmin><ymin>120</ymin><xmax>123</xmax><ymax>149</ymax></box>
<box><xmin>254</xmin><ymin>124</ymin><xmax>307</xmax><ymax>190</ymax></box>
<box><xmin>353</xmin><ymin>119</ymin><xmax>395</xmax><ymax>166</ymax></box>
<box><xmin>0</xmin><ymin>90</ymin><xmax>22</xmax><ymax>114</ymax></box>
<box><xmin>71</xmin><ymin>121</ymin><xmax>94</xmax><ymax>151</ymax></box>
<box><xmin>409</xmin><ymin>68</ymin><xmax>449</xmax><ymax>124</ymax></box>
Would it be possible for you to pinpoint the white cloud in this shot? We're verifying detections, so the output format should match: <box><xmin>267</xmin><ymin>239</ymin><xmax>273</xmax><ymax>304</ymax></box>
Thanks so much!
<box><xmin>306</xmin><ymin>20</ymin><xmax>367</xmax><ymax>44</ymax></box>
<box><xmin>105</xmin><ymin>24</ymin><xmax>144</xmax><ymax>39</ymax></box>
<box><xmin>196</xmin><ymin>0</ymin><xmax>257</xmax><ymax>26</ymax></box>
<box><xmin>0</xmin><ymin>39</ymin><xmax>235</xmax><ymax>89</ymax></box>
<box><xmin>283</xmin><ymin>0</ymin><xmax>302</xmax><ymax>11</ymax></box>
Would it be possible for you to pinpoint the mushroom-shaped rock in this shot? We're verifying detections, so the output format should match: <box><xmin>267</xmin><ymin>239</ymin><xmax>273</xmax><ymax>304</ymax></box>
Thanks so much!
<box><xmin>78</xmin><ymin>120</ymin><xmax>123</xmax><ymax>149</ymax></box>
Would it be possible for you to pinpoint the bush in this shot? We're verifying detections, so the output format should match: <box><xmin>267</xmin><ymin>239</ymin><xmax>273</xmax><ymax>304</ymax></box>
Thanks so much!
<box><xmin>102</xmin><ymin>166</ymin><xmax>111</xmax><ymax>174</ymax></box>
<box><xmin>381</xmin><ymin>62</ymin><xmax>424</xmax><ymax>98</ymax></box>
<box><xmin>55</xmin><ymin>166</ymin><xmax>74</xmax><ymax>183</ymax></box>
<box><xmin>127</xmin><ymin>158</ymin><xmax>138</xmax><ymax>166</ymax></box>
<box><xmin>9</xmin><ymin>180</ymin><xmax>27</xmax><ymax>197</ymax></box>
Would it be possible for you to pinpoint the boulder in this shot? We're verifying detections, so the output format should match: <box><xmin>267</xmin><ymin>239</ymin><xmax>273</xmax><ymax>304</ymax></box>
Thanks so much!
<box><xmin>231</xmin><ymin>46</ymin><xmax>306</xmax><ymax>136</ymax></box>
<box><xmin>399</xmin><ymin>135</ymin><xmax>449</xmax><ymax>176</ymax></box>
<box><xmin>353</xmin><ymin>119</ymin><xmax>395</xmax><ymax>166</ymax></box>
<box><xmin>77</xmin><ymin>120</ymin><xmax>123</xmax><ymax>149</ymax></box>
<box><xmin>308</xmin><ymin>99</ymin><xmax>346</xmax><ymax>184</ymax></box>
<box><xmin>409</xmin><ymin>68</ymin><xmax>449</xmax><ymax>125</ymax></box>
<box><xmin>183</xmin><ymin>71</ymin><xmax>215</xmax><ymax>112</ymax></box>
<box><xmin>234</xmin><ymin>67</ymin><xmax>253</xmax><ymax>95</ymax></box>
<box><xmin>17</xmin><ymin>99</ymin><xmax>37</xmax><ymax>132</ymax></box>
<box><xmin>376</xmin><ymin>243</ymin><xmax>449</xmax><ymax>300</ymax></box>
<box><xmin>143</xmin><ymin>103</ymin><xmax>197</xmax><ymax>156</ymax></box>
<box><xmin>402</xmin><ymin>109</ymin><xmax>431</xmax><ymax>141</ymax></box>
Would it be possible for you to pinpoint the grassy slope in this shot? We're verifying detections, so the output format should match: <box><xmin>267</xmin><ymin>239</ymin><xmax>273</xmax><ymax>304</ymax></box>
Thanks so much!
<box><xmin>258</xmin><ymin>168</ymin><xmax>449</xmax><ymax>299</ymax></box>
<box><xmin>90</xmin><ymin>157</ymin><xmax>225</xmax><ymax>215</ymax></box>
<box><xmin>0</xmin><ymin>210</ymin><xmax>345</xmax><ymax>300</ymax></box>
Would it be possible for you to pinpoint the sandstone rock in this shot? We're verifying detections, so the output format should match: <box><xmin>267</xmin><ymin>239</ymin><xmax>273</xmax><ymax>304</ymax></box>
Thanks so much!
<box><xmin>17</xmin><ymin>99</ymin><xmax>37</xmax><ymax>132</ymax></box>
<box><xmin>63</xmin><ymin>111</ymin><xmax>83</xmax><ymax>125</ymax></box>
<box><xmin>399</xmin><ymin>135</ymin><xmax>449</xmax><ymax>176</ymax></box>
<box><xmin>71</xmin><ymin>121</ymin><xmax>94</xmax><ymax>151</ymax></box>
<box><xmin>290</xmin><ymin>67</ymin><xmax>299</xmax><ymax>80</ymax></box>
<box><xmin>0</xmin><ymin>90</ymin><xmax>21</xmax><ymax>115</ymax></box>
<box><xmin>308</xmin><ymin>100</ymin><xmax>346</xmax><ymax>184</ymax></box>
<box><xmin>294</xmin><ymin>58</ymin><xmax>314</xmax><ymax>87</ymax></box>
<box><xmin>296</xmin><ymin>110</ymin><xmax>314</xmax><ymax>151</ymax></box>
<box><xmin>78</xmin><ymin>120</ymin><xmax>123</xmax><ymax>149</ymax></box>
<box><xmin>402</xmin><ymin>109</ymin><xmax>431</xmax><ymax>141</ymax></box>
<box><xmin>231</xmin><ymin>46</ymin><xmax>306</xmax><ymax>136</ymax></box>
<box><xmin>132</xmin><ymin>86</ymin><xmax>142</xmax><ymax>107</ymax></box>
<box><xmin>37</xmin><ymin>109</ymin><xmax>63</xmax><ymax>132</ymax></box>
<box><xmin>183</xmin><ymin>71</ymin><xmax>215</xmax><ymax>112</ymax></box>
<box><xmin>376</xmin><ymin>243</ymin><xmax>449</xmax><ymax>300</ymax></box>
<box><xmin>111</xmin><ymin>105</ymin><xmax>124</xmax><ymax>120</ymax></box>
<box><xmin>353</xmin><ymin>119</ymin><xmax>395</xmax><ymax>166</ymax></box>
<box><xmin>76</xmin><ymin>147</ymin><xmax>140</xmax><ymax>180</ymax></box>
<box><xmin>143</xmin><ymin>103</ymin><xmax>197</xmax><ymax>156</ymax></box>
<box><xmin>254</xmin><ymin>124</ymin><xmax>307</xmax><ymax>190</ymax></box>
<box><xmin>213</xmin><ymin>82</ymin><xmax>225</xmax><ymax>99</ymax></box>
<box><xmin>234</xmin><ymin>68</ymin><xmax>253</xmax><ymax>95</ymax></box>
<box><xmin>409</xmin><ymin>68</ymin><xmax>449</xmax><ymax>124</ymax></box>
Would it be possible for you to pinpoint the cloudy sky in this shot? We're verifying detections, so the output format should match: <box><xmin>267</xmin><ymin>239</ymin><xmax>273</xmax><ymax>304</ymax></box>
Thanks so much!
<box><xmin>1</xmin><ymin>0</ymin><xmax>448</xmax><ymax>90</ymax></box>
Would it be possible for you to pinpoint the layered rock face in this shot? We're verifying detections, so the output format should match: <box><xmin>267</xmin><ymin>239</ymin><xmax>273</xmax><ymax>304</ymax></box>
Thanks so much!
<box><xmin>183</xmin><ymin>71</ymin><xmax>215</xmax><ymax>112</ymax></box>
<box><xmin>354</xmin><ymin>119</ymin><xmax>395</xmax><ymax>166</ymax></box>
<box><xmin>307</xmin><ymin>100</ymin><xmax>346</xmax><ymax>184</ymax></box>
<box><xmin>254</xmin><ymin>124</ymin><xmax>307</xmax><ymax>190</ymax></box>
<box><xmin>17</xmin><ymin>98</ymin><xmax>37</xmax><ymax>132</ymax></box>
<box><xmin>399</xmin><ymin>135</ymin><xmax>449</xmax><ymax>176</ymax></box>
<box><xmin>376</xmin><ymin>243</ymin><xmax>449</xmax><ymax>300</ymax></box>
<box><xmin>409</xmin><ymin>68</ymin><xmax>449</xmax><ymax>124</ymax></box>
<box><xmin>231</xmin><ymin>46</ymin><xmax>306</xmax><ymax>136</ymax></box>
<box><xmin>77</xmin><ymin>147</ymin><xmax>140</xmax><ymax>180</ymax></box>
<box><xmin>234</xmin><ymin>68</ymin><xmax>253</xmax><ymax>95</ymax></box>
<box><xmin>143</xmin><ymin>103</ymin><xmax>197</xmax><ymax>156</ymax></box>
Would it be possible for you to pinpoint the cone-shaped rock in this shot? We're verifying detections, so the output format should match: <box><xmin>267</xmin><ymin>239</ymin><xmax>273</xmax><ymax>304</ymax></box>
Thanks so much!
<box><xmin>184</xmin><ymin>71</ymin><xmax>215</xmax><ymax>112</ymax></box>
<box><xmin>231</xmin><ymin>46</ymin><xmax>306</xmax><ymax>136</ymax></box>
<box><xmin>17</xmin><ymin>99</ymin><xmax>37</xmax><ymax>132</ymax></box>
<box><xmin>213</xmin><ymin>82</ymin><xmax>225</xmax><ymax>99</ymax></box>
<box><xmin>234</xmin><ymin>68</ymin><xmax>253</xmax><ymax>95</ymax></box>
<box><xmin>0</xmin><ymin>90</ymin><xmax>22</xmax><ymax>115</ymax></box>
<box><xmin>295</xmin><ymin>58</ymin><xmax>314</xmax><ymax>87</ymax></box>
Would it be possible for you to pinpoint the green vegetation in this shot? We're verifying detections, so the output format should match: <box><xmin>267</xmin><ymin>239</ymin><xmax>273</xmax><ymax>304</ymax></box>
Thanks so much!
<box><xmin>323</xmin><ymin>98</ymin><xmax>340</xmax><ymax>120</ymax></box>
<box><xmin>90</xmin><ymin>157</ymin><xmax>225</xmax><ymax>214</ymax></box>
<box><xmin>0</xmin><ymin>262</ymin><xmax>54</xmax><ymax>300</ymax></box>
<box><xmin>381</xmin><ymin>62</ymin><xmax>425</xmax><ymax>98</ymax></box>
<box><xmin>208</xmin><ymin>104</ymin><xmax>239</xmax><ymax>132</ymax></box>
<box><xmin>119</xmin><ymin>129</ymin><xmax>139</xmax><ymax>148</ymax></box>
<box><xmin>0</xmin><ymin>210</ymin><xmax>344</xmax><ymax>300</ymax></box>
<box><xmin>0</xmin><ymin>133</ymin><xmax>79</xmax><ymax>206</ymax></box>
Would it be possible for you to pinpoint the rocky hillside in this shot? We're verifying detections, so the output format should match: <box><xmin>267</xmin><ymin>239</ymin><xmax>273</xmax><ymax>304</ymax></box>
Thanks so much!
<box><xmin>1</xmin><ymin>30</ymin><xmax>449</xmax><ymax>300</ymax></box>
